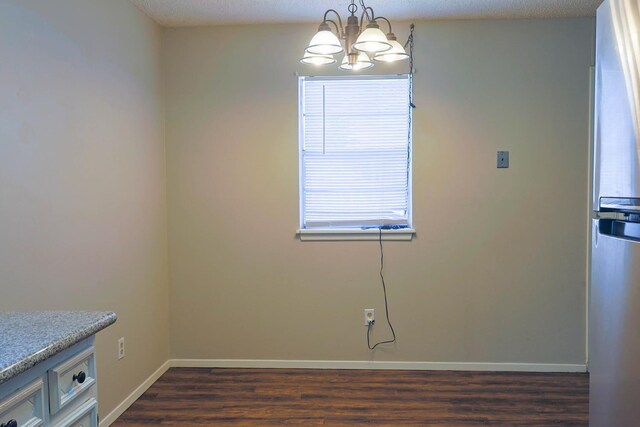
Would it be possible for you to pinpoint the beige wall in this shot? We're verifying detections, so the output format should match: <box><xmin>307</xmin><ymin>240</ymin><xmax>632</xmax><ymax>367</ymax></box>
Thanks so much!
<box><xmin>0</xmin><ymin>4</ymin><xmax>594</xmax><ymax>419</ymax></box>
<box><xmin>164</xmin><ymin>18</ymin><xmax>593</xmax><ymax>364</ymax></box>
<box><xmin>0</xmin><ymin>0</ymin><xmax>169</xmax><ymax>418</ymax></box>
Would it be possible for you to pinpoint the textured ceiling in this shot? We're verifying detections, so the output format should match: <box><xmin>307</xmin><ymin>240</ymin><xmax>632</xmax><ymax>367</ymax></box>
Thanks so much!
<box><xmin>130</xmin><ymin>0</ymin><xmax>603</xmax><ymax>27</ymax></box>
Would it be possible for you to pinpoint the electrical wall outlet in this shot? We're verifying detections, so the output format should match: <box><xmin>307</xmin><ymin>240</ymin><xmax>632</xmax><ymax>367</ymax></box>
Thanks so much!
<box><xmin>117</xmin><ymin>337</ymin><xmax>125</xmax><ymax>360</ymax></box>
<box><xmin>364</xmin><ymin>309</ymin><xmax>375</xmax><ymax>326</ymax></box>
<box><xmin>497</xmin><ymin>151</ymin><xmax>509</xmax><ymax>168</ymax></box>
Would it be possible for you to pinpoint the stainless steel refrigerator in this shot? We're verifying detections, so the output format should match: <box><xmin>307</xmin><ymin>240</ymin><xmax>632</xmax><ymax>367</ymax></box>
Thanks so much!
<box><xmin>590</xmin><ymin>0</ymin><xmax>640</xmax><ymax>425</ymax></box>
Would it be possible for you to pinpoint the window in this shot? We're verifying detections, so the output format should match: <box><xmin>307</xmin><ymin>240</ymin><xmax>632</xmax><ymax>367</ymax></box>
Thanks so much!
<box><xmin>298</xmin><ymin>75</ymin><xmax>413</xmax><ymax>240</ymax></box>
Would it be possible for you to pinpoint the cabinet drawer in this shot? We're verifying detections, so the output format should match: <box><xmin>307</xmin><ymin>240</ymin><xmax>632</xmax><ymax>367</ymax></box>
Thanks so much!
<box><xmin>48</xmin><ymin>347</ymin><xmax>96</xmax><ymax>414</ymax></box>
<box><xmin>0</xmin><ymin>378</ymin><xmax>45</xmax><ymax>427</ymax></box>
<box><xmin>52</xmin><ymin>398</ymin><xmax>97</xmax><ymax>427</ymax></box>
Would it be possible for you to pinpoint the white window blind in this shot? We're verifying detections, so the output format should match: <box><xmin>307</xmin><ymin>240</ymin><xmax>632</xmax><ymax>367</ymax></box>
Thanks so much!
<box><xmin>299</xmin><ymin>75</ymin><xmax>412</xmax><ymax>230</ymax></box>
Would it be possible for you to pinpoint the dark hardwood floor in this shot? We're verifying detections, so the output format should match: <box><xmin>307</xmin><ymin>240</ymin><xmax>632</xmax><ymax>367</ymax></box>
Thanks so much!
<box><xmin>112</xmin><ymin>368</ymin><xmax>589</xmax><ymax>426</ymax></box>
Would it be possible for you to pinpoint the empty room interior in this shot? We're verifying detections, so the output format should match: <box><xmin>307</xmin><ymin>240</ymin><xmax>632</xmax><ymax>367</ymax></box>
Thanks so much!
<box><xmin>1</xmin><ymin>0</ymin><xmax>639</xmax><ymax>425</ymax></box>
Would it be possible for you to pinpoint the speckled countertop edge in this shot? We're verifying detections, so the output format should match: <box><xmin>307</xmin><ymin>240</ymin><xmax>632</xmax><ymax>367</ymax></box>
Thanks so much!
<box><xmin>0</xmin><ymin>311</ymin><xmax>117</xmax><ymax>385</ymax></box>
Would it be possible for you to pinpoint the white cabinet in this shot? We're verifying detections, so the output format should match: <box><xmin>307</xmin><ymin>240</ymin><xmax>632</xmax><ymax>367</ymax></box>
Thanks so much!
<box><xmin>0</xmin><ymin>339</ymin><xmax>99</xmax><ymax>427</ymax></box>
<box><xmin>0</xmin><ymin>378</ymin><xmax>45</xmax><ymax>427</ymax></box>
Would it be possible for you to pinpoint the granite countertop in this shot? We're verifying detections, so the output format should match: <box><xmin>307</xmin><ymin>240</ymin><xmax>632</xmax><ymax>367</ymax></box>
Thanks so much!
<box><xmin>0</xmin><ymin>311</ymin><xmax>117</xmax><ymax>385</ymax></box>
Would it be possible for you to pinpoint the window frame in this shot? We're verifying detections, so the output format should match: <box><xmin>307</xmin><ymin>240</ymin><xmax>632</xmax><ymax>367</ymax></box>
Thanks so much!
<box><xmin>297</xmin><ymin>74</ymin><xmax>415</xmax><ymax>241</ymax></box>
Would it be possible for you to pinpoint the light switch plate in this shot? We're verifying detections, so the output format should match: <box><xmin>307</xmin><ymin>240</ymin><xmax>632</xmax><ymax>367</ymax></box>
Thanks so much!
<box><xmin>497</xmin><ymin>151</ymin><xmax>509</xmax><ymax>168</ymax></box>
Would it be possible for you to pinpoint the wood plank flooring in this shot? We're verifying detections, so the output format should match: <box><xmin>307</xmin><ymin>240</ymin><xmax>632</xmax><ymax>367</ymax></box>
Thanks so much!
<box><xmin>112</xmin><ymin>368</ymin><xmax>589</xmax><ymax>426</ymax></box>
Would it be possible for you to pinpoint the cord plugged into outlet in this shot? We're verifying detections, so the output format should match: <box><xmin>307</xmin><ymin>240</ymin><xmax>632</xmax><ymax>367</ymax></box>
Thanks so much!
<box><xmin>366</xmin><ymin>227</ymin><xmax>397</xmax><ymax>350</ymax></box>
<box><xmin>364</xmin><ymin>309</ymin><xmax>375</xmax><ymax>326</ymax></box>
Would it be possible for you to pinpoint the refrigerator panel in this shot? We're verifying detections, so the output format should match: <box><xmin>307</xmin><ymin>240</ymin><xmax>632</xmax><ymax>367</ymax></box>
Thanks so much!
<box><xmin>589</xmin><ymin>219</ymin><xmax>640</xmax><ymax>425</ymax></box>
<box><xmin>593</xmin><ymin>0</ymin><xmax>640</xmax><ymax>209</ymax></box>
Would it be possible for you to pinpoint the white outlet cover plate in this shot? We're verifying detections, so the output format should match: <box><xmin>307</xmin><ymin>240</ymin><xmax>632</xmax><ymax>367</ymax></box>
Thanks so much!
<box><xmin>118</xmin><ymin>337</ymin><xmax>125</xmax><ymax>359</ymax></box>
<box><xmin>364</xmin><ymin>309</ymin><xmax>375</xmax><ymax>325</ymax></box>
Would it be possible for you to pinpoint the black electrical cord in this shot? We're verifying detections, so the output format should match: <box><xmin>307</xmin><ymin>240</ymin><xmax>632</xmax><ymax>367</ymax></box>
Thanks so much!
<box><xmin>366</xmin><ymin>25</ymin><xmax>413</xmax><ymax>350</ymax></box>
<box><xmin>367</xmin><ymin>227</ymin><xmax>397</xmax><ymax>350</ymax></box>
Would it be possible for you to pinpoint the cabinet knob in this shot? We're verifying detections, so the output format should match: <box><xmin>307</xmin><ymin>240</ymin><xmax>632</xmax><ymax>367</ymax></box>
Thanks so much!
<box><xmin>73</xmin><ymin>371</ymin><xmax>86</xmax><ymax>383</ymax></box>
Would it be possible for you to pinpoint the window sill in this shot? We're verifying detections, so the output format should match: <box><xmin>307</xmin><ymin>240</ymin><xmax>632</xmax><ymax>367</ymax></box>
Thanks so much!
<box><xmin>297</xmin><ymin>228</ymin><xmax>416</xmax><ymax>241</ymax></box>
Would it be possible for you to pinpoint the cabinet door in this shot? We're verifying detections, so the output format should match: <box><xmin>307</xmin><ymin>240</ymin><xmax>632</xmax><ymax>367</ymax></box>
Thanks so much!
<box><xmin>0</xmin><ymin>378</ymin><xmax>45</xmax><ymax>427</ymax></box>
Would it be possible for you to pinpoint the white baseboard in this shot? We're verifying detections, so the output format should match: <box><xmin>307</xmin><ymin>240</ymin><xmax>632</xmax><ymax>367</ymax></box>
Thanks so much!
<box><xmin>99</xmin><ymin>360</ymin><xmax>171</xmax><ymax>427</ymax></box>
<box><xmin>170</xmin><ymin>358</ymin><xmax>586</xmax><ymax>373</ymax></box>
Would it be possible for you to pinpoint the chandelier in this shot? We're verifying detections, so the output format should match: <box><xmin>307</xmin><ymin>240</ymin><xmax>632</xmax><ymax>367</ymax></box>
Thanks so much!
<box><xmin>300</xmin><ymin>0</ymin><xmax>410</xmax><ymax>70</ymax></box>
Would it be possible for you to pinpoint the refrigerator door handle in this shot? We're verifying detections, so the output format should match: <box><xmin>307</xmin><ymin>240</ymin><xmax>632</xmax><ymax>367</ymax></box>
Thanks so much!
<box><xmin>598</xmin><ymin>219</ymin><xmax>640</xmax><ymax>242</ymax></box>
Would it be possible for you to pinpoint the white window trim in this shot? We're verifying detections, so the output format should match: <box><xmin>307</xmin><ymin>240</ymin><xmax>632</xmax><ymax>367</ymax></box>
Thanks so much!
<box><xmin>297</xmin><ymin>228</ymin><xmax>416</xmax><ymax>241</ymax></box>
<box><xmin>297</xmin><ymin>74</ymin><xmax>414</xmax><ymax>241</ymax></box>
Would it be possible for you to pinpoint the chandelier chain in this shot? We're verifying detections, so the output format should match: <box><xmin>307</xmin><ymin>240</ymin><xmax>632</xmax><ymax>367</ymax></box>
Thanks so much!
<box><xmin>348</xmin><ymin>0</ymin><xmax>357</xmax><ymax>15</ymax></box>
<box><xmin>406</xmin><ymin>24</ymin><xmax>415</xmax><ymax>212</ymax></box>
<box><xmin>359</xmin><ymin>0</ymin><xmax>372</xmax><ymax>21</ymax></box>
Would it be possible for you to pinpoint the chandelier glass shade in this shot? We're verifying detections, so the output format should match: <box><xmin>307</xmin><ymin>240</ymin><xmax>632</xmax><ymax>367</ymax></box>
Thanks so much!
<box><xmin>301</xmin><ymin>50</ymin><xmax>338</xmax><ymax>65</ymax></box>
<box><xmin>374</xmin><ymin>38</ymin><xmax>410</xmax><ymax>62</ymax></box>
<box><xmin>352</xmin><ymin>23</ymin><xmax>391</xmax><ymax>54</ymax></box>
<box><xmin>306</xmin><ymin>25</ymin><xmax>343</xmax><ymax>55</ymax></box>
<box><xmin>300</xmin><ymin>0</ymin><xmax>409</xmax><ymax>71</ymax></box>
<box><xmin>339</xmin><ymin>52</ymin><xmax>373</xmax><ymax>71</ymax></box>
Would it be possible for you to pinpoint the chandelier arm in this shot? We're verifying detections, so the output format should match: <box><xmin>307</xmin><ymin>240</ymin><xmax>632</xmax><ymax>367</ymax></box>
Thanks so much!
<box><xmin>322</xmin><ymin>9</ymin><xmax>344</xmax><ymax>37</ymax></box>
<box><xmin>366</xmin><ymin>7</ymin><xmax>375</xmax><ymax>21</ymax></box>
<box><xmin>359</xmin><ymin>10</ymin><xmax>368</xmax><ymax>30</ymax></box>
<box><xmin>374</xmin><ymin>16</ymin><xmax>393</xmax><ymax>34</ymax></box>
<box><xmin>325</xmin><ymin>19</ymin><xmax>341</xmax><ymax>36</ymax></box>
